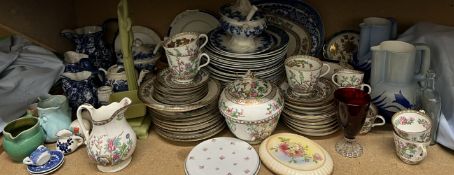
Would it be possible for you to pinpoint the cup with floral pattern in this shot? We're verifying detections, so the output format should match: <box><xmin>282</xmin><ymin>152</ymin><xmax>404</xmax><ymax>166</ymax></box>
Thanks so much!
<box><xmin>392</xmin><ymin>110</ymin><xmax>432</xmax><ymax>143</ymax></box>
<box><xmin>393</xmin><ymin>131</ymin><xmax>429</xmax><ymax>164</ymax></box>
<box><xmin>331</xmin><ymin>68</ymin><xmax>372</xmax><ymax>94</ymax></box>
<box><xmin>285</xmin><ymin>55</ymin><xmax>330</xmax><ymax>96</ymax></box>
<box><xmin>360</xmin><ymin>104</ymin><xmax>386</xmax><ymax>134</ymax></box>
<box><xmin>166</xmin><ymin>52</ymin><xmax>210</xmax><ymax>83</ymax></box>
<box><xmin>163</xmin><ymin>32</ymin><xmax>208</xmax><ymax>57</ymax></box>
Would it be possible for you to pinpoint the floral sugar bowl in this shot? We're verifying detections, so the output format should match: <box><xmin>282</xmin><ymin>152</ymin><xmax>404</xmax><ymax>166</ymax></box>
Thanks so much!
<box><xmin>219</xmin><ymin>71</ymin><xmax>284</xmax><ymax>144</ymax></box>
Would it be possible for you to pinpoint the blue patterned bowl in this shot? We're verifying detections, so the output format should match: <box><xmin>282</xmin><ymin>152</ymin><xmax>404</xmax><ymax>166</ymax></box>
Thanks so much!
<box><xmin>219</xmin><ymin>4</ymin><xmax>267</xmax><ymax>39</ymax></box>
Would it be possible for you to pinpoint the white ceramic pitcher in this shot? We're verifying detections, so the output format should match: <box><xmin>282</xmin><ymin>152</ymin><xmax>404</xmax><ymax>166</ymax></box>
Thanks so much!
<box><xmin>76</xmin><ymin>97</ymin><xmax>137</xmax><ymax>172</ymax></box>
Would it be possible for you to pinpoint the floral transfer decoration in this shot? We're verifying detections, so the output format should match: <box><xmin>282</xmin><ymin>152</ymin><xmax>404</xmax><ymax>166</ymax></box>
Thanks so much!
<box><xmin>266</xmin><ymin>96</ymin><xmax>284</xmax><ymax>115</ymax></box>
<box><xmin>219</xmin><ymin>100</ymin><xmax>245</xmax><ymax>118</ymax></box>
<box><xmin>228</xmin><ymin>72</ymin><xmax>271</xmax><ymax>99</ymax></box>
<box><xmin>87</xmin><ymin>132</ymin><xmax>134</xmax><ymax>166</ymax></box>
<box><xmin>270</xmin><ymin>137</ymin><xmax>323</xmax><ymax>164</ymax></box>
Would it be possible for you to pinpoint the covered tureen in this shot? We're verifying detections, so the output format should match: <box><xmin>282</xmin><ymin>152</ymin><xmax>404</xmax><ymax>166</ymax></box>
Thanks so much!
<box><xmin>219</xmin><ymin>71</ymin><xmax>284</xmax><ymax>144</ymax></box>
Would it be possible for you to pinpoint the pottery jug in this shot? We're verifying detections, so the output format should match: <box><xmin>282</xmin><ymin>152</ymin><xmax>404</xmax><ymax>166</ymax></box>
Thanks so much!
<box><xmin>370</xmin><ymin>41</ymin><xmax>430</xmax><ymax>120</ymax></box>
<box><xmin>61</xmin><ymin>26</ymin><xmax>113</xmax><ymax>70</ymax></box>
<box><xmin>99</xmin><ymin>65</ymin><xmax>149</xmax><ymax>92</ymax></box>
<box><xmin>62</xmin><ymin>71</ymin><xmax>99</xmax><ymax>110</ymax></box>
<box><xmin>56</xmin><ymin>129</ymin><xmax>84</xmax><ymax>154</ymax></box>
<box><xmin>77</xmin><ymin>97</ymin><xmax>137</xmax><ymax>172</ymax></box>
<box><xmin>2</xmin><ymin>117</ymin><xmax>46</xmax><ymax>162</ymax></box>
<box><xmin>354</xmin><ymin>17</ymin><xmax>397</xmax><ymax>81</ymax></box>
<box><xmin>37</xmin><ymin>95</ymin><xmax>72</xmax><ymax>142</ymax></box>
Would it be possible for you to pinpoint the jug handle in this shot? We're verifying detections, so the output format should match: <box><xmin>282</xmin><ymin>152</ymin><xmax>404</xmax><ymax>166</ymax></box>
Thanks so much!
<box><xmin>414</xmin><ymin>44</ymin><xmax>431</xmax><ymax>80</ymax></box>
<box><xmin>76</xmin><ymin>104</ymin><xmax>94</xmax><ymax>144</ymax></box>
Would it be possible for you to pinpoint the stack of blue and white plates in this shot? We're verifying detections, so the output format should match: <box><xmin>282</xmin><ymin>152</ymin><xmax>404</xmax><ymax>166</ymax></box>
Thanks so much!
<box><xmin>205</xmin><ymin>25</ymin><xmax>289</xmax><ymax>85</ymax></box>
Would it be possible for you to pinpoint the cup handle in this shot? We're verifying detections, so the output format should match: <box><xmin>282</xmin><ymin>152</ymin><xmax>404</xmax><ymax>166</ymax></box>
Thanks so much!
<box><xmin>360</xmin><ymin>84</ymin><xmax>372</xmax><ymax>94</ymax></box>
<box><xmin>198</xmin><ymin>34</ymin><xmax>209</xmax><ymax>50</ymax></box>
<box><xmin>23</xmin><ymin>157</ymin><xmax>33</xmax><ymax>165</ymax></box>
<box><xmin>371</xmin><ymin>115</ymin><xmax>386</xmax><ymax>127</ymax></box>
<box><xmin>320</xmin><ymin>63</ymin><xmax>331</xmax><ymax>77</ymax></box>
<box><xmin>198</xmin><ymin>53</ymin><xmax>210</xmax><ymax>70</ymax></box>
<box><xmin>331</xmin><ymin>73</ymin><xmax>341</xmax><ymax>87</ymax></box>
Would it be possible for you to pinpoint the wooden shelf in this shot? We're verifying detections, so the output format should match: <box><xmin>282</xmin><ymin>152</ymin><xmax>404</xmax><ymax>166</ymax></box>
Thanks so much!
<box><xmin>1</xmin><ymin>124</ymin><xmax>453</xmax><ymax>175</ymax></box>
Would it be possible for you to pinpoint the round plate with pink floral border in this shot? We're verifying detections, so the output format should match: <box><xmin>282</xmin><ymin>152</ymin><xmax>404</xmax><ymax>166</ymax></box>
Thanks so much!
<box><xmin>259</xmin><ymin>133</ymin><xmax>333</xmax><ymax>175</ymax></box>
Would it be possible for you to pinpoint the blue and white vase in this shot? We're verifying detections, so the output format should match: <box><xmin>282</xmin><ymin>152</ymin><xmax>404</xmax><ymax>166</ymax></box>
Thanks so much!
<box><xmin>61</xmin><ymin>26</ymin><xmax>113</xmax><ymax>70</ymax></box>
<box><xmin>61</xmin><ymin>71</ymin><xmax>99</xmax><ymax>111</ymax></box>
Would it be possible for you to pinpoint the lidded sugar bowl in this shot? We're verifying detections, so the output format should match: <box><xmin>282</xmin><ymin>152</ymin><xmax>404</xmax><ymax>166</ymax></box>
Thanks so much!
<box><xmin>219</xmin><ymin>71</ymin><xmax>284</xmax><ymax>144</ymax></box>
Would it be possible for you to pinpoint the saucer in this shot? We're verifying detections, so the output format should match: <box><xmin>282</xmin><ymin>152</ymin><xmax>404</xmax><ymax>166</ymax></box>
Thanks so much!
<box><xmin>168</xmin><ymin>9</ymin><xmax>220</xmax><ymax>36</ymax></box>
<box><xmin>157</xmin><ymin>68</ymin><xmax>210</xmax><ymax>89</ymax></box>
<box><xmin>185</xmin><ymin>137</ymin><xmax>260</xmax><ymax>175</ymax></box>
<box><xmin>27</xmin><ymin>151</ymin><xmax>64</xmax><ymax>174</ymax></box>
<box><xmin>209</xmin><ymin>27</ymin><xmax>274</xmax><ymax>54</ymax></box>
<box><xmin>139</xmin><ymin>78</ymin><xmax>222</xmax><ymax>112</ymax></box>
<box><xmin>280</xmin><ymin>78</ymin><xmax>335</xmax><ymax>105</ymax></box>
<box><xmin>323</xmin><ymin>30</ymin><xmax>359</xmax><ymax>62</ymax></box>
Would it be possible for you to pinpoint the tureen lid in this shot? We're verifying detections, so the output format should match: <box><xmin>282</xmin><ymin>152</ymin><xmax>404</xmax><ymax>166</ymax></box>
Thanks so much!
<box><xmin>259</xmin><ymin>133</ymin><xmax>333</xmax><ymax>175</ymax></box>
<box><xmin>225</xmin><ymin>70</ymin><xmax>276</xmax><ymax>104</ymax></box>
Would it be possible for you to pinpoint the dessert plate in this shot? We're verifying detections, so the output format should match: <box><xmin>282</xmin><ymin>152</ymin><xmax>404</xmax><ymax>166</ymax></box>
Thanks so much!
<box><xmin>168</xmin><ymin>9</ymin><xmax>219</xmax><ymax>37</ymax></box>
<box><xmin>323</xmin><ymin>30</ymin><xmax>360</xmax><ymax>63</ymax></box>
<box><xmin>185</xmin><ymin>137</ymin><xmax>260</xmax><ymax>175</ymax></box>
<box><xmin>115</xmin><ymin>25</ymin><xmax>161</xmax><ymax>51</ymax></box>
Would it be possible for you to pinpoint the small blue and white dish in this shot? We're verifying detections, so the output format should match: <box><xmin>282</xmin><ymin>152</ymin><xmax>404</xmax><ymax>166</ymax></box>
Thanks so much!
<box><xmin>27</xmin><ymin>151</ymin><xmax>64</xmax><ymax>174</ymax></box>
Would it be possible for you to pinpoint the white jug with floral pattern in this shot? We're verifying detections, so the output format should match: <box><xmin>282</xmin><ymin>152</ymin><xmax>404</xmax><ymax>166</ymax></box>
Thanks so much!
<box><xmin>76</xmin><ymin>97</ymin><xmax>136</xmax><ymax>172</ymax></box>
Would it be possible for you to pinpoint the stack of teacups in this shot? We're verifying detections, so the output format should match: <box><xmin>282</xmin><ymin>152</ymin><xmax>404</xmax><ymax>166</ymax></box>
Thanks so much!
<box><xmin>391</xmin><ymin>110</ymin><xmax>432</xmax><ymax>164</ymax></box>
<box><xmin>163</xmin><ymin>32</ymin><xmax>210</xmax><ymax>83</ymax></box>
<box><xmin>331</xmin><ymin>68</ymin><xmax>372</xmax><ymax>94</ymax></box>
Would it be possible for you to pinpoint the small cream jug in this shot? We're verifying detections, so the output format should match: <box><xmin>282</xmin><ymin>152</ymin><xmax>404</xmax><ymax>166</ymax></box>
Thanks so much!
<box><xmin>77</xmin><ymin>97</ymin><xmax>137</xmax><ymax>172</ymax></box>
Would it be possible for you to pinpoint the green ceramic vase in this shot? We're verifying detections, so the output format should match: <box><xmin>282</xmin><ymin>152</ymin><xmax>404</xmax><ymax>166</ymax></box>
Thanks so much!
<box><xmin>2</xmin><ymin>117</ymin><xmax>45</xmax><ymax>162</ymax></box>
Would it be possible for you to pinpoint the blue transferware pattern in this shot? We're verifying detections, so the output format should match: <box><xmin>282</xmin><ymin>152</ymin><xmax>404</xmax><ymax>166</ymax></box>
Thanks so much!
<box><xmin>220</xmin><ymin>19</ymin><xmax>267</xmax><ymax>38</ymax></box>
<box><xmin>24</xmin><ymin>145</ymin><xmax>49</xmax><ymax>165</ymax></box>
<box><xmin>252</xmin><ymin>0</ymin><xmax>324</xmax><ymax>56</ymax></box>
<box><xmin>372</xmin><ymin>90</ymin><xmax>415</xmax><ymax>121</ymax></box>
<box><xmin>220</xmin><ymin>4</ymin><xmax>265</xmax><ymax>21</ymax></box>
<box><xmin>209</xmin><ymin>27</ymin><xmax>274</xmax><ymax>53</ymax></box>
<box><xmin>61</xmin><ymin>71</ymin><xmax>99</xmax><ymax>111</ymax></box>
<box><xmin>27</xmin><ymin>151</ymin><xmax>64</xmax><ymax>174</ymax></box>
<box><xmin>61</xmin><ymin>26</ymin><xmax>113</xmax><ymax>70</ymax></box>
<box><xmin>108</xmin><ymin>79</ymin><xmax>128</xmax><ymax>92</ymax></box>
<box><xmin>64</xmin><ymin>58</ymin><xmax>97</xmax><ymax>73</ymax></box>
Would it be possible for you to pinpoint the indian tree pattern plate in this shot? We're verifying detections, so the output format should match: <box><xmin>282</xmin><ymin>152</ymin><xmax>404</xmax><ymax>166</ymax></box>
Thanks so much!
<box><xmin>185</xmin><ymin>137</ymin><xmax>260</xmax><ymax>175</ymax></box>
<box><xmin>252</xmin><ymin>0</ymin><xmax>324</xmax><ymax>56</ymax></box>
<box><xmin>259</xmin><ymin>133</ymin><xmax>333</xmax><ymax>175</ymax></box>
<box><xmin>168</xmin><ymin>9</ymin><xmax>220</xmax><ymax>37</ymax></box>
<box><xmin>209</xmin><ymin>27</ymin><xmax>274</xmax><ymax>54</ymax></box>
<box><xmin>323</xmin><ymin>30</ymin><xmax>360</xmax><ymax>63</ymax></box>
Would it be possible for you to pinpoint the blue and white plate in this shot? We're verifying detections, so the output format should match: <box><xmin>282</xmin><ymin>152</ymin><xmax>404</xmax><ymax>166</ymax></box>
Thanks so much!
<box><xmin>27</xmin><ymin>151</ymin><xmax>64</xmax><ymax>174</ymax></box>
<box><xmin>209</xmin><ymin>27</ymin><xmax>274</xmax><ymax>54</ymax></box>
<box><xmin>252</xmin><ymin>0</ymin><xmax>324</xmax><ymax>56</ymax></box>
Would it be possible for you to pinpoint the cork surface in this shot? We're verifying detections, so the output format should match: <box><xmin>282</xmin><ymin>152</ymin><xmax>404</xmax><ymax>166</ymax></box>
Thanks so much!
<box><xmin>0</xmin><ymin>124</ymin><xmax>453</xmax><ymax>175</ymax></box>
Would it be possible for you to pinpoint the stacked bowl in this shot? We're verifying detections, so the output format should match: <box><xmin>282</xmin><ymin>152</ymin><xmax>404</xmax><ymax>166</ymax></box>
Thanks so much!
<box><xmin>205</xmin><ymin>4</ymin><xmax>289</xmax><ymax>85</ymax></box>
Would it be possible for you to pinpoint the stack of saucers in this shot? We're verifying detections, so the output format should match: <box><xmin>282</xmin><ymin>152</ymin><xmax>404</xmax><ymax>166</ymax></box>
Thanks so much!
<box><xmin>205</xmin><ymin>25</ymin><xmax>289</xmax><ymax>85</ymax></box>
<box><xmin>279</xmin><ymin>78</ymin><xmax>340</xmax><ymax>136</ymax></box>
<box><xmin>139</xmin><ymin>69</ymin><xmax>225</xmax><ymax>142</ymax></box>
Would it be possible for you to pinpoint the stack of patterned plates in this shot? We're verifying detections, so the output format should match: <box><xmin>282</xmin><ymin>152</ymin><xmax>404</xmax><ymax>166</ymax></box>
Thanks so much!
<box><xmin>205</xmin><ymin>25</ymin><xmax>289</xmax><ymax>85</ymax></box>
<box><xmin>139</xmin><ymin>69</ymin><xmax>225</xmax><ymax>142</ymax></box>
<box><xmin>185</xmin><ymin>137</ymin><xmax>260</xmax><ymax>175</ymax></box>
<box><xmin>279</xmin><ymin>78</ymin><xmax>340</xmax><ymax>136</ymax></box>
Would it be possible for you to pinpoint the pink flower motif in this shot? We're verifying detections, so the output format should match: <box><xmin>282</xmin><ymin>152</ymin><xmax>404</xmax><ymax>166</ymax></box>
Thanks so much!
<box><xmin>250</xmin><ymin>82</ymin><xmax>257</xmax><ymax>89</ymax></box>
<box><xmin>313</xmin><ymin>153</ymin><xmax>323</xmax><ymax>161</ymax></box>
<box><xmin>112</xmin><ymin>153</ymin><xmax>120</xmax><ymax>161</ymax></box>
<box><xmin>107</xmin><ymin>139</ymin><xmax>116</xmax><ymax>152</ymax></box>
<box><xmin>250</xmin><ymin>92</ymin><xmax>258</xmax><ymax>97</ymax></box>
<box><xmin>219</xmin><ymin>155</ymin><xmax>225</xmax><ymax>160</ymax></box>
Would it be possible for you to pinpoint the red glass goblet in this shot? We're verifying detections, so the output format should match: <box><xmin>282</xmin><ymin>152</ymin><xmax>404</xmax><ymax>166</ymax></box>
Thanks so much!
<box><xmin>334</xmin><ymin>87</ymin><xmax>371</xmax><ymax>158</ymax></box>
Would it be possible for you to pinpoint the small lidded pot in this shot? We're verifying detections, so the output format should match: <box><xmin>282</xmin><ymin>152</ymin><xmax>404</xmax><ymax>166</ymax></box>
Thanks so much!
<box><xmin>219</xmin><ymin>71</ymin><xmax>284</xmax><ymax>144</ymax></box>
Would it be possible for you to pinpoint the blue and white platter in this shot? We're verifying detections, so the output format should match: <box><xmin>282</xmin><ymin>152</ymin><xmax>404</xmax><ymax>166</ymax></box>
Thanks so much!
<box><xmin>27</xmin><ymin>151</ymin><xmax>64</xmax><ymax>175</ymax></box>
<box><xmin>251</xmin><ymin>0</ymin><xmax>324</xmax><ymax>56</ymax></box>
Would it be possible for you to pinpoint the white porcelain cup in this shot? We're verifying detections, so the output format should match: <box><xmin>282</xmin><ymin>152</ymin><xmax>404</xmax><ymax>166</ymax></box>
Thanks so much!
<box><xmin>360</xmin><ymin>104</ymin><xmax>386</xmax><ymax>134</ymax></box>
<box><xmin>331</xmin><ymin>68</ymin><xmax>372</xmax><ymax>94</ymax></box>
<box><xmin>163</xmin><ymin>32</ymin><xmax>208</xmax><ymax>56</ymax></box>
<box><xmin>393</xmin><ymin>132</ymin><xmax>429</xmax><ymax>164</ymax></box>
<box><xmin>167</xmin><ymin>52</ymin><xmax>210</xmax><ymax>83</ymax></box>
<box><xmin>285</xmin><ymin>55</ymin><xmax>330</xmax><ymax>96</ymax></box>
<box><xmin>392</xmin><ymin>110</ymin><xmax>432</xmax><ymax>143</ymax></box>
<box><xmin>23</xmin><ymin>145</ymin><xmax>51</xmax><ymax>166</ymax></box>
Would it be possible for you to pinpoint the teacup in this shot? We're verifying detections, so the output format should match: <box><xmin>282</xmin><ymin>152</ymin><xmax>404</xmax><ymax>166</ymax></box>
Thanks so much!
<box><xmin>284</xmin><ymin>55</ymin><xmax>330</xmax><ymax>96</ymax></box>
<box><xmin>331</xmin><ymin>68</ymin><xmax>371</xmax><ymax>94</ymax></box>
<box><xmin>167</xmin><ymin>52</ymin><xmax>210</xmax><ymax>83</ymax></box>
<box><xmin>23</xmin><ymin>145</ymin><xmax>51</xmax><ymax>166</ymax></box>
<box><xmin>97</xmin><ymin>86</ymin><xmax>113</xmax><ymax>105</ymax></box>
<box><xmin>393</xmin><ymin>131</ymin><xmax>429</xmax><ymax>164</ymax></box>
<box><xmin>392</xmin><ymin>110</ymin><xmax>432</xmax><ymax>143</ymax></box>
<box><xmin>360</xmin><ymin>104</ymin><xmax>386</xmax><ymax>134</ymax></box>
<box><xmin>163</xmin><ymin>32</ymin><xmax>208</xmax><ymax>56</ymax></box>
